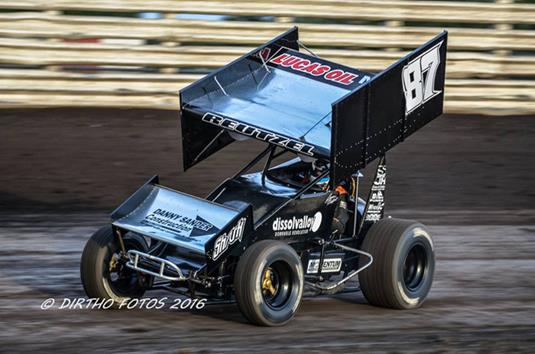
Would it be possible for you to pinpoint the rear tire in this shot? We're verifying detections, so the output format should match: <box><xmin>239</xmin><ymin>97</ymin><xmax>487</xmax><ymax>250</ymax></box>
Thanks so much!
<box><xmin>80</xmin><ymin>226</ymin><xmax>151</xmax><ymax>306</ymax></box>
<box><xmin>234</xmin><ymin>240</ymin><xmax>304</xmax><ymax>326</ymax></box>
<box><xmin>359</xmin><ymin>218</ymin><xmax>435</xmax><ymax>309</ymax></box>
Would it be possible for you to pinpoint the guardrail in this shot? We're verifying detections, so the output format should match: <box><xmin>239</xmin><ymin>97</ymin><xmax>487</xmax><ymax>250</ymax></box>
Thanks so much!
<box><xmin>0</xmin><ymin>0</ymin><xmax>533</xmax><ymax>115</ymax></box>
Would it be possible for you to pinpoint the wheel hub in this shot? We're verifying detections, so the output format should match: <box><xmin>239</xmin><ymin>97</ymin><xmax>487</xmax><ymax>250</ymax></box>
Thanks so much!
<box><xmin>262</xmin><ymin>267</ymin><xmax>279</xmax><ymax>298</ymax></box>
<box><xmin>403</xmin><ymin>243</ymin><xmax>427</xmax><ymax>291</ymax></box>
<box><xmin>108</xmin><ymin>254</ymin><xmax>119</xmax><ymax>272</ymax></box>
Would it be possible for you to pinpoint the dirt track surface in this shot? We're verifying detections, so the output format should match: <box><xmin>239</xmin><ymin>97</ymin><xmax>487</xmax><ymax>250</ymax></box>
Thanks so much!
<box><xmin>1</xmin><ymin>213</ymin><xmax>535</xmax><ymax>353</ymax></box>
<box><xmin>1</xmin><ymin>109</ymin><xmax>535</xmax><ymax>352</ymax></box>
<box><xmin>1</xmin><ymin>108</ymin><xmax>534</xmax><ymax>215</ymax></box>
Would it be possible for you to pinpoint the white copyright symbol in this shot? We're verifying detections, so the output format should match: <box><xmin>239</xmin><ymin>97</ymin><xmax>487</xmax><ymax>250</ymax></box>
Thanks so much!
<box><xmin>41</xmin><ymin>298</ymin><xmax>55</xmax><ymax>310</ymax></box>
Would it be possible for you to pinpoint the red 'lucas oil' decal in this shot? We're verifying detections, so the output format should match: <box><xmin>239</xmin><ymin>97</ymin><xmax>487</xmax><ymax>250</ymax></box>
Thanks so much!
<box><xmin>269</xmin><ymin>53</ymin><xmax>359</xmax><ymax>86</ymax></box>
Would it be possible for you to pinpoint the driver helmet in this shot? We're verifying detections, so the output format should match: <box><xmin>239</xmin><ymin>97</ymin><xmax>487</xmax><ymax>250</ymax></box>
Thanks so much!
<box><xmin>312</xmin><ymin>159</ymin><xmax>328</xmax><ymax>176</ymax></box>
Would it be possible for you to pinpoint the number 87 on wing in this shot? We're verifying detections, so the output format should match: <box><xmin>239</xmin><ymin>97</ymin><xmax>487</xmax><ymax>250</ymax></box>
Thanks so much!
<box><xmin>402</xmin><ymin>41</ymin><xmax>443</xmax><ymax>115</ymax></box>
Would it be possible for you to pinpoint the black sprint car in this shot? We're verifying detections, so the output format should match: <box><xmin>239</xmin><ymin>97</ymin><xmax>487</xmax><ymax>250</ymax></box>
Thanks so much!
<box><xmin>81</xmin><ymin>27</ymin><xmax>448</xmax><ymax>326</ymax></box>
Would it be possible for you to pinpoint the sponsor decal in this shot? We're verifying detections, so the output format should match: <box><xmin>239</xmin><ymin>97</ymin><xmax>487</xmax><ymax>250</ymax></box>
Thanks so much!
<box><xmin>272</xmin><ymin>211</ymin><xmax>322</xmax><ymax>237</ymax></box>
<box><xmin>364</xmin><ymin>164</ymin><xmax>386</xmax><ymax>222</ymax></box>
<box><xmin>402</xmin><ymin>41</ymin><xmax>443</xmax><ymax>115</ymax></box>
<box><xmin>141</xmin><ymin>208</ymin><xmax>215</xmax><ymax>236</ymax></box>
<box><xmin>212</xmin><ymin>217</ymin><xmax>247</xmax><ymax>261</ymax></box>
<box><xmin>324</xmin><ymin>193</ymin><xmax>339</xmax><ymax>206</ymax></box>
<box><xmin>269</xmin><ymin>52</ymin><xmax>366</xmax><ymax>86</ymax></box>
<box><xmin>307</xmin><ymin>258</ymin><xmax>343</xmax><ymax>274</ymax></box>
<box><xmin>202</xmin><ymin>112</ymin><xmax>315</xmax><ymax>156</ymax></box>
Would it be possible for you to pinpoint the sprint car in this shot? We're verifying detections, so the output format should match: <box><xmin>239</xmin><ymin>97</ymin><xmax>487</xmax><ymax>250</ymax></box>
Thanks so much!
<box><xmin>81</xmin><ymin>27</ymin><xmax>448</xmax><ymax>326</ymax></box>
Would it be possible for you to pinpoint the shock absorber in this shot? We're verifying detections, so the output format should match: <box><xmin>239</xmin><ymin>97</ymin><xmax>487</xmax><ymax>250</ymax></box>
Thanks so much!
<box><xmin>331</xmin><ymin>185</ymin><xmax>350</xmax><ymax>236</ymax></box>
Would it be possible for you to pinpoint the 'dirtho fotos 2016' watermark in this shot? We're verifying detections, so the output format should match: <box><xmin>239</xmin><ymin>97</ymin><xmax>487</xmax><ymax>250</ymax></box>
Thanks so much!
<box><xmin>40</xmin><ymin>297</ymin><xmax>207</xmax><ymax>310</ymax></box>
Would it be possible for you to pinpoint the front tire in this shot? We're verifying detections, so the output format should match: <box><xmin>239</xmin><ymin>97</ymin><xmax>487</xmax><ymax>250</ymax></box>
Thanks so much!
<box><xmin>80</xmin><ymin>226</ymin><xmax>151</xmax><ymax>305</ymax></box>
<box><xmin>359</xmin><ymin>218</ymin><xmax>435</xmax><ymax>309</ymax></box>
<box><xmin>234</xmin><ymin>240</ymin><xmax>304</xmax><ymax>326</ymax></box>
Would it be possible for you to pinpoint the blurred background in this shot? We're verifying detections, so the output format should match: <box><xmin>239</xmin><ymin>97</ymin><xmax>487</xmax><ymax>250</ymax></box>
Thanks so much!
<box><xmin>1</xmin><ymin>1</ymin><xmax>535</xmax><ymax>353</ymax></box>
<box><xmin>0</xmin><ymin>0</ymin><xmax>534</xmax><ymax>213</ymax></box>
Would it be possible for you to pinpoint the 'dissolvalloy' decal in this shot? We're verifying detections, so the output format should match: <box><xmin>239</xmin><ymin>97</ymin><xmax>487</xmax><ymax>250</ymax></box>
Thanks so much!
<box><xmin>272</xmin><ymin>212</ymin><xmax>322</xmax><ymax>237</ymax></box>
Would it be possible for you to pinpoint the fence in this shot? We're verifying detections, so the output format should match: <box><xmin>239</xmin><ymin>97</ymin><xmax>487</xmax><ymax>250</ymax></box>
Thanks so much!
<box><xmin>0</xmin><ymin>0</ymin><xmax>534</xmax><ymax>115</ymax></box>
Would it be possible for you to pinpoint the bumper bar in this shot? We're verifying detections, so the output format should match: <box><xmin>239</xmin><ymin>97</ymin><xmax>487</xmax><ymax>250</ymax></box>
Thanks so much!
<box><xmin>126</xmin><ymin>250</ymin><xmax>186</xmax><ymax>281</ymax></box>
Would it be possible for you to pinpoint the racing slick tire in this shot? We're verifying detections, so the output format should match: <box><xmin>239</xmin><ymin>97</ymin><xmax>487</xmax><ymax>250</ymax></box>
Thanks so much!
<box><xmin>80</xmin><ymin>226</ymin><xmax>152</xmax><ymax>306</ymax></box>
<box><xmin>359</xmin><ymin>218</ymin><xmax>435</xmax><ymax>309</ymax></box>
<box><xmin>234</xmin><ymin>240</ymin><xmax>304</xmax><ymax>326</ymax></box>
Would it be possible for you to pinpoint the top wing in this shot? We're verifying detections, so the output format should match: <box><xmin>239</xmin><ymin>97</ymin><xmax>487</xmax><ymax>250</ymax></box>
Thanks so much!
<box><xmin>179</xmin><ymin>27</ymin><xmax>448</xmax><ymax>187</ymax></box>
<box><xmin>180</xmin><ymin>27</ymin><xmax>372</xmax><ymax>169</ymax></box>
